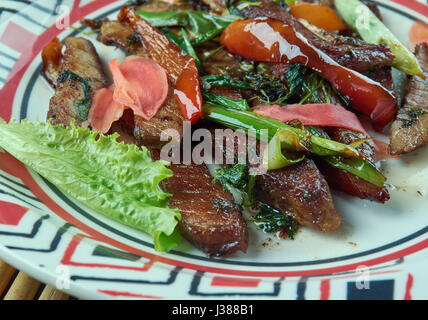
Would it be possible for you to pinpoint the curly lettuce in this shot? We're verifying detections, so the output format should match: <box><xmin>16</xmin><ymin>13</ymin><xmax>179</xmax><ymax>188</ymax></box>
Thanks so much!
<box><xmin>0</xmin><ymin>119</ymin><xmax>181</xmax><ymax>252</ymax></box>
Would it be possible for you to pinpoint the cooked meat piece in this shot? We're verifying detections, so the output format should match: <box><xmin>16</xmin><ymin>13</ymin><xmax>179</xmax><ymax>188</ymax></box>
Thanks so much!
<box><xmin>389</xmin><ymin>43</ymin><xmax>428</xmax><ymax>155</ymax></box>
<box><xmin>257</xmin><ymin>159</ymin><xmax>341</xmax><ymax>232</ymax></box>
<box><xmin>118</xmin><ymin>6</ymin><xmax>194</xmax><ymax>84</ymax></box>
<box><xmin>85</xmin><ymin>3</ymin><xmax>199</xmax><ymax>146</ymax></box>
<box><xmin>200</xmin><ymin>0</ymin><xmax>227</xmax><ymax>14</ymax></box>
<box><xmin>43</xmin><ymin>37</ymin><xmax>108</xmax><ymax>127</ymax></box>
<box><xmin>90</xmin><ymin>13</ymin><xmax>187</xmax><ymax>146</ymax></box>
<box><xmin>209</xmin><ymin>86</ymin><xmax>243</xmax><ymax>100</ymax></box>
<box><xmin>134</xmin><ymin>0</ymin><xmax>173</xmax><ymax>12</ymax></box>
<box><xmin>321</xmin><ymin>128</ymin><xmax>390</xmax><ymax>203</ymax></box>
<box><xmin>209</xmin><ymin>124</ymin><xmax>341</xmax><ymax>232</ymax></box>
<box><xmin>240</xmin><ymin>1</ymin><xmax>394</xmax><ymax>73</ymax></box>
<box><xmin>200</xmin><ymin>45</ymin><xmax>241</xmax><ymax>76</ymax></box>
<box><xmin>267</xmin><ymin>61</ymin><xmax>391</xmax><ymax>202</ymax></box>
<box><xmin>80</xmin><ymin>18</ymin><xmax>104</xmax><ymax>30</ymax></box>
<box><xmin>116</xmin><ymin>6</ymin><xmax>200</xmax><ymax>147</ymax></box>
<box><xmin>150</xmin><ymin>149</ymin><xmax>248</xmax><ymax>257</ymax></box>
<box><xmin>98</xmin><ymin>20</ymin><xmax>148</xmax><ymax>57</ymax></box>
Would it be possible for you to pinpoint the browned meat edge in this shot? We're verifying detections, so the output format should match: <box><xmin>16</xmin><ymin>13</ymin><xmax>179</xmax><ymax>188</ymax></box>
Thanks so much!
<box><xmin>208</xmin><ymin>122</ymin><xmax>342</xmax><ymax>232</ymax></box>
<box><xmin>43</xmin><ymin>37</ymin><xmax>108</xmax><ymax>127</ymax></box>
<box><xmin>93</xmin><ymin>19</ymin><xmax>185</xmax><ymax>147</ymax></box>
<box><xmin>389</xmin><ymin>43</ymin><xmax>428</xmax><ymax>155</ymax></box>
<box><xmin>257</xmin><ymin>159</ymin><xmax>341</xmax><ymax>232</ymax></box>
<box><xmin>150</xmin><ymin>149</ymin><xmax>248</xmax><ymax>257</ymax></box>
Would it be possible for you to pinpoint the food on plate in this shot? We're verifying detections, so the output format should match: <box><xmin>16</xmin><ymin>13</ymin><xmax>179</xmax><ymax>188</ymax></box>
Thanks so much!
<box><xmin>389</xmin><ymin>43</ymin><xmax>428</xmax><ymax>155</ymax></box>
<box><xmin>151</xmin><ymin>148</ymin><xmax>249</xmax><ymax>256</ymax></box>
<box><xmin>0</xmin><ymin>0</ymin><xmax>425</xmax><ymax>257</ymax></box>
<box><xmin>42</xmin><ymin>37</ymin><xmax>109</xmax><ymax>126</ymax></box>
<box><xmin>335</xmin><ymin>0</ymin><xmax>424</xmax><ymax>76</ymax></box>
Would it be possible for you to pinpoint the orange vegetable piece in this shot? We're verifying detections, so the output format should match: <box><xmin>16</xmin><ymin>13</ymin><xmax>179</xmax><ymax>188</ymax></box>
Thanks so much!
<box><xmin>289</xmin><ymin>2</ymin><xmax>347</xmax><ymax>32</ymax></box>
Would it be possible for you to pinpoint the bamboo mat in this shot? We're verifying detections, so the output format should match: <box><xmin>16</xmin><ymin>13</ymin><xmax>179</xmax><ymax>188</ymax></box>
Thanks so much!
<box><xmin>0</xmin><ymin>259</ymin><xmax>73</xmax><ymax>300</ymax></box>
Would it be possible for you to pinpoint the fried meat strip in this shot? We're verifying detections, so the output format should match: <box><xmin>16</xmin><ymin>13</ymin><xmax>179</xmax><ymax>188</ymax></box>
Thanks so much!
<box><xmin>389</xmin><ymin>43</ymin><xmax>428</xmax><ymax>155</ymax></box>
<box><xmin>150</xmin><ymin>149</ymin><xmax>248</xmax><ymax>257</ymax></box>
<box><xmin>208</xmin><ymin>122</ymin><xmax>342</xmax><ymax>232</ymax></box>
<box><xmin>42</xmin><ymin>37</ymin><xmax>108</xmax><ymax>127</ymax></box>
<box><xmin>268</xmin><ymin>62</ymin><xmax>390</xmax><ymax>203</ymax></box>
<box><xmin>109</xmin><ymin>7</ymin><xmax>249</xmax><ymax>256</ymax></box>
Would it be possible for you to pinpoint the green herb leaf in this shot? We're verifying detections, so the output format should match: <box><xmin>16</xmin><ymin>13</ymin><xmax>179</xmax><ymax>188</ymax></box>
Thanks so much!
<box><xmin>137</xmin><ymin>10</ymin><xmax>240</xmax><ymax>46</ymax></box>
<box><xmin>263</xmin><ymin>128</ymin><xmax>306</xmax><ymax>170</ymax></box>
<box><xmin>203</xmin><ymin>103</ymin><xmax>361</xmax><ymax>158</ymax></box>
<box><xmin>0</xmin><ymin>119</ymin><xmax>181</xmax><ymax>252</ymax></box>
<box><xmin>57</xmin><ymin>70</ymin><xmax>95</xmax><ymax>121</ymax></box>
<box><xmin>201</xmin><ymin>75</ymin><xmax>252</xmax><ymax>91</ymax></box>
<box><xmin>255</xmin><ymin>203</ymin><xmax>299</xmax><ymax>238</ymax></box>
<box><xmin>243</xmin><ymin>70</ymin><xmax>289</xmax><ymax>105</ymax></box>
<box><xmin>213</xmin><ymin>163</ymin><xmax>257</xmax><ymax>207</ymax></box>
<box><xmin>203</xmin><ymin>92</ymin><xmax>250</xmax><ymax>111</ymax></box>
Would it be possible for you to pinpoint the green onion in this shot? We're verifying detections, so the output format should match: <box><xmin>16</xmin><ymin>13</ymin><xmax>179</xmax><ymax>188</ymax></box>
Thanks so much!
<box><xmin>335</xmin><ymin>0</ymin><xmax>423</xmax><ymax>76</ymax></box>
<box><xmin>202</xmin><ymin>103</ymin><xmax>360</xmax><ymax>158</ymax></box>
<box><xmin>254</xmin><ymin>203</ymin><xmax>299</xmax><ymax>238</ymax></box>
<box><xmin>263</xmin><ymin>128</ymin><xmax>306</xmax><ymax>170</ymax></box>
<box><xmin>323</xmin><ymin>157</ymin><xmax>386</xmax><ymax>188</ymax></box>
<box><xmin>180</xmin><ymin>28</ymin><xmax>200</xmax><ymax>67</ymax></box>
<box><xmin>203</xmin><ymin>103</ymin><xmax>386</xmax><ymax>187</ymax></box>
<box><xmin>203</xmin><ymin>92</ymin><xmax>250</xmax><ymax>111</ymax></box>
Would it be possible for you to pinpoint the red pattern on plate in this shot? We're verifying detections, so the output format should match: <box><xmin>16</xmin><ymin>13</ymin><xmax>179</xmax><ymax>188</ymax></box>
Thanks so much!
<box><xmin>390</xmin><ymin>0</ymin><xmax>428</xmax><ymax>17</ymax></box>
<box><xmin>210</xmin><ymin>276</ymin><xmax>261</xmax><ymax>288</ymax></box>
<box><xmin>98</xmin><ymin>290</ymin><xmax>163</xmax><ymax>299</ymax></box>
<box><xmin>61</xmin><ymin>234</ymin><xmax>155</xmax><ymax>272</ymax></box>
<box><xmin>0</xmin><ymin>201</ymin><xmax>28</xmax><ymax>226</ymax></box>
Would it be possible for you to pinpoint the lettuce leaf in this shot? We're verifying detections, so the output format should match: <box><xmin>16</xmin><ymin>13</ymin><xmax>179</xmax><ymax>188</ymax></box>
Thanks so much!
<box><xmin>0</xmin><ymin>119</ymin><xmax>181</xmax><ymax>252</ymax></box>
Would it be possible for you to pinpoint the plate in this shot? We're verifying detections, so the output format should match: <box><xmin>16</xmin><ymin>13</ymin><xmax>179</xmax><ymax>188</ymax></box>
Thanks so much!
<box><xmin>0</xmin><ymin>0</ymin><xmax>427</xmax><ymax>300</ymax></box>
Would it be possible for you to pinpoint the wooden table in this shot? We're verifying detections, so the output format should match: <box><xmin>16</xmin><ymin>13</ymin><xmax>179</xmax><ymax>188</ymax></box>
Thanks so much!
<box><xmin>0</xmin><ymin>259</ymin><xmax>73</xmax><ymax>300</ymax></box>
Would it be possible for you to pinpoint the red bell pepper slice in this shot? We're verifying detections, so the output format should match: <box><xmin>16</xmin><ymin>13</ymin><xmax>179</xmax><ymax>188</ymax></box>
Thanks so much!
<box><xmin>220</xmin><ymin>18</ymin><xmax>397</xmax><ymax>131</ymax></box>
